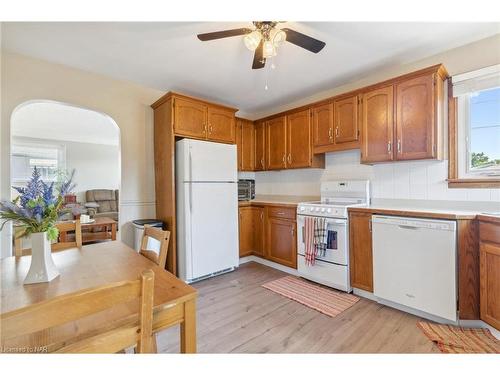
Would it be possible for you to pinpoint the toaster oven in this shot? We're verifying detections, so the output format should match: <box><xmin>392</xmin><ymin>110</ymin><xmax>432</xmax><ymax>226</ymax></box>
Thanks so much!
<box><xmin>238</xmin><ymin>179</ymin><xmax>255</xmax><ymax>201</ymax></box>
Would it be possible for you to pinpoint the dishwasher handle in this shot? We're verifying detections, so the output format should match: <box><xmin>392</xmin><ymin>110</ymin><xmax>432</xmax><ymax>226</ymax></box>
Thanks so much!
<box><xmin>398</xmin><ymin>225</ymin><xmax>419</xmax><ymax>230</ymax></box>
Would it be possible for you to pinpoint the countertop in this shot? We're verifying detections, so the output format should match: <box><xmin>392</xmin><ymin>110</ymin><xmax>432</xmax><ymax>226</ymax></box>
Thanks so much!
<box><xmin>238</xmin><ymin>195</ymin><xmax>319</xmax><ymax>207</ymax></box>
<box><xmin>348</xmin><ymin>199</ymin><xmax>500</xmax><ymax>220</ymax></box>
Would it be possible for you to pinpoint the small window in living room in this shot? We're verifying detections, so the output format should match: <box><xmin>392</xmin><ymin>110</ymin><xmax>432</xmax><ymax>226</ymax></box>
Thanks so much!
<box><xmin>11</xmin><ymin>143</ymin><xmax>66</xmax><ymax>184</ymax></box>
<box><xmin>453</xmin><ymin>65</ymin><xmax>500</xmax><ymax>179</ymax></box>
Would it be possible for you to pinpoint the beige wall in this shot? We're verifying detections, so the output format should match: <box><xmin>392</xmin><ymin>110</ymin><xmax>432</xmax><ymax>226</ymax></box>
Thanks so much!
<box><xmin>1</xmin><ymin>51</ymin><xmax>164</xmax><ymax>257</ymax></box>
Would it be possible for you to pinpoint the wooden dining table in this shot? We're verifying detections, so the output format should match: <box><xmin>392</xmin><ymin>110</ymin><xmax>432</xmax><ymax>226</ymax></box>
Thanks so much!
<box><xmin>0</xmin><ymin>241</ymin><xmax>197</xmax><ymax>353</ymax></box>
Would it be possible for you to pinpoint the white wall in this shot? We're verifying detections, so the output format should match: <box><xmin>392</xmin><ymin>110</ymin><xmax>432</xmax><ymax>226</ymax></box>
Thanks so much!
<box><xmin>12</xmin><ymin>136</ymin><xmax>120</xmax><ymax>202</ymax></box>
<box><xmin>254</xmin><ymin>34</ymin><xmax>500</xmax><ymax>203</ymax></box>
<box><xmin>1</xmin><ymin>51</ymin><xmax>164</xmax><ymax>257</ymax></box>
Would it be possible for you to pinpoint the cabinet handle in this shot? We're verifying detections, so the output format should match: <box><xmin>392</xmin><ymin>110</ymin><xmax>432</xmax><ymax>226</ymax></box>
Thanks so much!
<box><xmin>335</xmin><ymin>127</ymin><xmax>339</xmax><ymax>137</ymax></box>
<box><xmin>260</xmin><ymin>212</ymin><xmax>264</xmax><ymax>221</ymax></box>
<box><xmin>282</xmin><ymin>154</ymin><xmax>286</xmax><ymax>166</ymax></box>
<box><xmin>261</xmin><ymin>158</ymin><xmax>264</xmax><ymax>168</ymax></box>
<box><xmin>203</xmin><ymin>123</ymin><xmax>207</xmax><ymax>133</ymax></box>
<box><xmin>369</xmin><ymin>219</ymin><xmax>372</xmax><ymax>232</ymax></box>
<box><xmin>287</xmin><ymin>154</ymin><xmax>292</xmax><ymax>164</ymax></box>
<box><xmin>291</xmin><ymin>228</ymin><xmax>295</xmax><ymax>237</ymax></box>
<box><xmin>328</xmin><ymin>127</ymin><xmax>332</xmax><ymax>139</ymax></box>
<box><xmin>397</xmin><ymin>139</ymin><xmax>401</xmax><ymax>153</ymax></box>
<box><xmin>387</xmin><ymin>141</ymin><xmax>392</xmax><ymax>153</ymax></box>
<box><xmin>209</xmin><ymin>124</ymin><xmax>213</xmax><ymax>134</ymax></box>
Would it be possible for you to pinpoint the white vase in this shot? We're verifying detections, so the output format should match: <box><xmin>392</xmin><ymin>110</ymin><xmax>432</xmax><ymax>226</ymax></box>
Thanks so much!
<box><xmin>24</xmin><ymin>231</ymin><xmax>60</xmax><ymax>284</ymax></box>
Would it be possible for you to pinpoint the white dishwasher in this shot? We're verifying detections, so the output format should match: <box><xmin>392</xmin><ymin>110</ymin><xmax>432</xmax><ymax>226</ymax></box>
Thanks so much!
<box><xmin>372</xmin><ymin>215</ymin><xmax>457</xmax><ymax>322</ymax></box>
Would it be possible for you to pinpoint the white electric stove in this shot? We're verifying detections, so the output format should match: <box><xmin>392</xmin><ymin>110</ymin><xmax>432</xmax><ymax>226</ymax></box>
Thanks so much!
<box><xmin>297</xmin><ymin>180</ymin><xmax>370</xmax><ymax>292</ymax></box>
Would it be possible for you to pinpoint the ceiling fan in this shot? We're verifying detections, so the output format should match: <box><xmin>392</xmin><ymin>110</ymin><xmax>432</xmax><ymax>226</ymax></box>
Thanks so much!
<box><xmin>197</xmin><ymin>22</ymin><xmax>326</xmax><ymax>69</ymax></box>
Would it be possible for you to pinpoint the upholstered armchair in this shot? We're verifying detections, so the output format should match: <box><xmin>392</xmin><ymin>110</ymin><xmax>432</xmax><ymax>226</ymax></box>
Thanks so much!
<box><xmin>85</xmin><ymin>189</ymin><xmax>119</xmax><ymax>222</ymax></box>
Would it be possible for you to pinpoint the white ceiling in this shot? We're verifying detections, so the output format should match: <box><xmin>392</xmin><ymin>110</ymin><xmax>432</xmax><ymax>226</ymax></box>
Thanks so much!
<box><xmin>3</xmin><ymin>22</ymin><xmax>500</xmax><ymax>116</ymax></box>
<box><xmin>11</xmin><ymin>101</ymin><xmax>120</xmax><ymax>145</ymax></box>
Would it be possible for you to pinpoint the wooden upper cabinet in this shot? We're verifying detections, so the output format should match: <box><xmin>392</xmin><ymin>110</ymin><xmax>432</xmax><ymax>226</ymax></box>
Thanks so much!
<box><xmin>173</xmin><ymin>97</ymin><xmax>207</xmax><ymax>138</ymax></box>
<box><xmin>266</xmin><ymin>116</ymin><xmax>287</xmax><ymax>170</ymax></box>
<box><xmin>240</xmin><ymin>119</ymin><xmax>255</xmax><ymax>171</ymax></box>
<box><xmin>395</xmin><ymin>74</ymin><xmax>435</xmax><ymax>160</ymax></box>
<box><xmin>286</xmin><ymin>109</ymin><xmax>312</xmax><ymax>169</ymax></box>
<box><xmin>312</xmin><ymin>102</ymin><xmax>334</xmax><ymax>148</ymax></box>
<box><xmin>254</xmin><ymin>121</ymin><xmax>266</xmax><ymax>171</ymax></box>
<box><xmin>236</xmin><ymin>119</ymin><xmax>243</xmax><ymax>170</ymax></box>
<box><xmin>207</xmin><ymin>106</ymin><xmax>236</xmax><ymax>143</ymax></box>
<box><xmin>361</xmin><ymin>85</ymin><xmax>394</xmax><ymax>163</ymax></box>
<box><xmin>334</xmin><ymin>95</ymin><xmax>359</xmax><ymax>144</ymax></box>
<box><xmin>349</xmin><ymin>212</ymin><xmax>373</xmax><ymax>292</ymax></box>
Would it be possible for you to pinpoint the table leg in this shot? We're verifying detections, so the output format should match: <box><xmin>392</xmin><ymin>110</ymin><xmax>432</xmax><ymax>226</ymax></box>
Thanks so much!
<box><xmin>180</xmin><ymin>299</ymin><xmax>196</xmax><ymax>353</ymax></box>
<box><xmin>111</xmin><ymin>222</ymin><xmax>117</xmax><ymax>241</ymax></box>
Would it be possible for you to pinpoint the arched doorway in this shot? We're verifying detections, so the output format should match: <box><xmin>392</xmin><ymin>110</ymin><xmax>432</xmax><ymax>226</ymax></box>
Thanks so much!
<box><xmin>6</xmin><ymin>100</ymin><xmax>121</xmax><ymax>255</ymax></box>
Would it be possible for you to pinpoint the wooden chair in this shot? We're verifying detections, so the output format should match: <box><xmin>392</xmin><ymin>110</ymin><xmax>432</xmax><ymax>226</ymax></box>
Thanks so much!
<box><xmin>139</xmin><ymin>226</ymin><xmax>170</xmax><ymax>269</ymax></box>
<box><xmin>0</xmin><ymin>269</ymin><xmax>155</xmax><ymax>353</ymax></box>
<box><xmin>14</xmin><ymin>220</ymin><xmax>83</xmax><ymax>256</ymax></box>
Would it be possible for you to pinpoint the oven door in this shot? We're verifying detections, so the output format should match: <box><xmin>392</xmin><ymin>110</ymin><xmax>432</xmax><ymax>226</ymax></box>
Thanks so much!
<box><xmin>297</xmin><ymin>215</ymin><xmax>348</xmax><ymax>265</ymax></box>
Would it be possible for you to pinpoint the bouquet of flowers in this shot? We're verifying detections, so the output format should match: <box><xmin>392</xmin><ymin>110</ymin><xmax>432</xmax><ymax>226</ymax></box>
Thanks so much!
<box><xmin>0</xmin><ymin>168</ymin><xmax>76</xmax><ymax>241</ymax></box>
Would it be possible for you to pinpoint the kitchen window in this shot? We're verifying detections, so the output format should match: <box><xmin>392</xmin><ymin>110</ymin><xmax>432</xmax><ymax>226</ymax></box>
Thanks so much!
<box><xmin>450</xmin><ymin>64</ymin><xmax>500</xmax><ymax>187</ymax></box>
<box><xmin>11</xmin><ymin>142</ymin><xmax>66</xmax><ymax>185</ymax></box>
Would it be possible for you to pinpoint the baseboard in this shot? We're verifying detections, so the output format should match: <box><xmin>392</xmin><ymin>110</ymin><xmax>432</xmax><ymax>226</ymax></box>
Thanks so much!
<box><xmin>459</xmin><ymin>320</ymin><xmax>500</xmax><ymax>339</ymax></box>
<box><xmin>239</xmin><ymin>256</ymin><xmax>299</xmax><ymax>276</ymax></box>
<box><xmin>352</xmin><ymin>288</ymin><xmax>378</xmax><ymax>301</ymax></box>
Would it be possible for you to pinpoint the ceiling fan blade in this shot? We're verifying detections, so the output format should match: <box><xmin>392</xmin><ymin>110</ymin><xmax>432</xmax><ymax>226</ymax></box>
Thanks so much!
<box><xmin>281</xmin><ymin>28</ymin><xmax>326</xmax><ymax>53</ymax></box>
<box><xmin>197</xmin><ymin>28</ymin><xmax>252</xmax><ymax>41</ymax></box>
<box><xmin>252</xmin><ymin>40</ymin><xmax>266</xmax><ymax>69</ymax></box>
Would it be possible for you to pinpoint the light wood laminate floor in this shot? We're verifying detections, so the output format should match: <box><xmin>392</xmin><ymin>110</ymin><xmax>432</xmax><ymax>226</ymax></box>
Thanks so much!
<box><xmin>157</xmin><ymin>262</ymin><xmax>438</xmax><ymax>353</ymax></box>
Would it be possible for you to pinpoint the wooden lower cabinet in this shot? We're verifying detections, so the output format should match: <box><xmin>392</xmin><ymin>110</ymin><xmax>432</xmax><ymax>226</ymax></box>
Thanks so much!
<box><xmin>238</xmin><ymin>206</ymin><xmax>265</xmax><ymax>258</ymax></box>
<box><xmin>479</xmin><ymin>218</ymin><xmax>500</xmax><ymax>330</ymax></box>
<box><xmin>348</xmin><ymin>212</ymin><xmax>373</xmax><ymax>292</ymax></box>
<box><xmin>266</xmin><ymin>217</ymin><xmax>297</xmax><ymax>269</ymax></box>
<box><xmin>238</xmin><ymin>204</ymin><xmax>297</xmax><ymax>269</ymax></box>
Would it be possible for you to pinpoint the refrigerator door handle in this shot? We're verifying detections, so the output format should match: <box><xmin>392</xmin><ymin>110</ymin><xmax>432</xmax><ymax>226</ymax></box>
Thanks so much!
<box><xmin>189</xmin><ymin>150</ymin><xmax>193</xmax><ymax>213</ymax></box>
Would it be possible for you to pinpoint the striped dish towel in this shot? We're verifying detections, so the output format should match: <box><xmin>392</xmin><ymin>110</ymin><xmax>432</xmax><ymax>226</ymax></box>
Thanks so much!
<box><xmin>314</xmin><ymin>217</ymin><xmax>328</xmax><ymax>257</ymax></box>
<box><xmin>304</xmin><ymin>216</ymin><xmax>316</xmax><ymax>266</ymax></box>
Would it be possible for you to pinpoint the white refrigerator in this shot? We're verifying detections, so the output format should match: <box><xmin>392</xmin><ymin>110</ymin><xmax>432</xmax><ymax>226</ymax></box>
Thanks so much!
<box><xmin>176</xmin><ymin>139</ymin><xmax>239</xmax><ymax>283</ymax></box>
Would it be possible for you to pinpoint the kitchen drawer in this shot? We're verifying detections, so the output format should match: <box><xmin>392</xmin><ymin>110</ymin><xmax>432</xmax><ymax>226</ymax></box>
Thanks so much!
<box><xmin>267</xmin><ymin>206</ymin><xmax>296</xmax><ymax>220</ymax></box>
<box><xmin>479</xmin><ymin>222</ymin><xmax>500</xmax><ymax>244</ymax></box>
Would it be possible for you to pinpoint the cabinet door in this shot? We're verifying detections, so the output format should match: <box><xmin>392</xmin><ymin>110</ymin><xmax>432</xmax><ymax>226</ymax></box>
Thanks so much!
<box><xmin>252</xmin><ymin>207</ymin><xmax>265</xmax><ymax>257</ymax></box>
<box><xmin>395</xmin><ymin>74</ymin><xmax>435</xmax><ymax>160</ymax></box>
<box><xmin>236</xmin><ymin>119</ymin><xmax>243</xmax><ymax>170</ymax></box>
<box><xmin>207</xmin><ymin>106</ymin><xmax>236</xmax><ymax>143</ymax></box>
<box><xmin>286</xmin><ymin>109</ymin><xmax>312</xmax><ymax>168</ymax></box>
<box><xmin>312</xmin><ymin>102</ymin><xmax>334</xmax><ymax>147</ymax></box>
<box><xmin>254</xmin><ymin>121</ymin><xmax>266</xmax><ymax>171</ymax></box>
<box><xmin>238</xmin><ymin>207</ymin><xmax>254</xmax><ymax>257</ymax></box>
<box><xmin>241</xmin><ymin>120</ymin><xmax>255</xmax><ymax>171</ymax></box>
<box><xmin>349</xmin><ymin>212</ymin><xmax>373</xmax><ymax>291</ymax></box>
<box><xmin>266</xmin><ymin>217</ymin><xmax>297</xmax><ymax>269</ymax></box>
<box><xmin>173</xmin><ymin>97</ymin><xmax>207</xmax><ymax>138</ymax></box>
<box><xmin>334</xmin><ymin>95</ymin><xmax>359</xmax><ymax>143</ymax></box>
<box><xmin>480</xmin><ymin>241</ymin><xmax>500</xmax><ymax>330</ymax></box>
<box><xmin>266</xmin><ymin>116</ymin><xmax>287</xmax><ymax>170</ymax></box>
<box><xmin>361</xmin><ymin>86</ymin><xmax>394</xmax><ymax>163</ymax></box>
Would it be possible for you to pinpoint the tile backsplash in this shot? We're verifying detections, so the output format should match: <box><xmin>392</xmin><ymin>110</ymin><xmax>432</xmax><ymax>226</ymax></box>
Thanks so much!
<box><xmin>252</xmin><ymin>150</ymin><xmax>499</xmax><ymax>202</ymax></box>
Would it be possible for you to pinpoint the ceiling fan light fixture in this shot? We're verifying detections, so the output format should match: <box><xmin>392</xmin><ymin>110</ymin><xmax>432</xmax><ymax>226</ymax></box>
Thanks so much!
<box><xmin>243</xmin><ymin>30</ymin><xmax>262</xmax><ymax>51</ymax></box>
<box><xmin>263</xmin><ymin>40</ymin><xmax>277</xmax><ymax>58</ymax></box>
<box><xmin>270</xmin><ymin>29</ymin><xmax>286</xmax><ymax>46</ymax></box>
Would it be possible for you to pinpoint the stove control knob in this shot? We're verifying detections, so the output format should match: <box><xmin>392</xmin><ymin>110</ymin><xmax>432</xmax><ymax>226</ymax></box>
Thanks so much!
<box><xmin>327</xmin><ymin>208</ymin><xmax>332</xmax><ymax>213</ymax></box>
<box><xmin>315</xmin><ymin>207</ymin><xmax>320</xmax><ymax>212</ymax></box>
<box><xmin>300</xmin><ymin>207</ymin><xmax>305</xmax><ymax>211</ymax></box>
<box><xmin>309</xmin><ymin>207</ymin><xmax>314</xmax><ymax>212</ymax></box>
<box><xmin>321</xmin><ymin>208</ymin><xmax>326</xmax><ymax>212</ymax></box>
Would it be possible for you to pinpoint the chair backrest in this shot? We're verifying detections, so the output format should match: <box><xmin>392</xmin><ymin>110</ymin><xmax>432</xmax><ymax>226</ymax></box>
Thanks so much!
<box><xmin>14</xmin><ymin>220</ymin><xmax>83</xmax><ymax>256</ymax></box>
<box><xmin>0</xmin><ymin>269</ymin><xmax>155</xmax><ymax>353</ymax></box>
<box><xmin>139</xmin><ymin>226</ymin><xmax>170</xmax><ymax>269</ymax></box>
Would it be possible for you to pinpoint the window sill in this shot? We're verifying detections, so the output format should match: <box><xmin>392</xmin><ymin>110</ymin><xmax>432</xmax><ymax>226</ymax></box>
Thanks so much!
<box><xmin>447</xmin><ymin>178</ymin><xmax>500</xmax><ymax>189</ymax></box>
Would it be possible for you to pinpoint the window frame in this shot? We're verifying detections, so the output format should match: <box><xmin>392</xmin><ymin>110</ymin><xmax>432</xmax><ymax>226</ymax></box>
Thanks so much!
<box><xmin>11</xmin><ymin>140</ymin><xmax>67</xmax><ymax>185</ymax></box>
<box><xmin>448</xmin><ymin>80</ymin><xmax>500</xmax><ymax>188</ymax></box>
